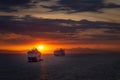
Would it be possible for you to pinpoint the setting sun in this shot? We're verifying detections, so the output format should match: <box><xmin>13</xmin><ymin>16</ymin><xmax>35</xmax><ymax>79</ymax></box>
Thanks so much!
<box><xmin>38</xmin><ymin>45</ymin><xmax>44</xmax><ymax>50</ymax></box>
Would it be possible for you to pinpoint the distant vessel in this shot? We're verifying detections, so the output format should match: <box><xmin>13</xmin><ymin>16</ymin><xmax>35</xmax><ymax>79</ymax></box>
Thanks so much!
<box><xmin>27</xmin><ymin>48</ymin><xmax>42</xmax><ymax>62</ymax></box>
<box><xmin>54</xmin><ymin>48</ymin><xmax>65</xmax><ymax>56</ymax></box>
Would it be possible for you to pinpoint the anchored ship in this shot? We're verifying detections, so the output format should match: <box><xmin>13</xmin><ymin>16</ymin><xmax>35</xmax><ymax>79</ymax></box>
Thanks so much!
<box><xmin>27</xmin><ymin>48</ymin><xmax>42</xmax><ymax>62</ymax></box>
<box><xmin>54</xmin><ymin>48</ymin><xmax>65</xmax><ymax>56</ymax></box>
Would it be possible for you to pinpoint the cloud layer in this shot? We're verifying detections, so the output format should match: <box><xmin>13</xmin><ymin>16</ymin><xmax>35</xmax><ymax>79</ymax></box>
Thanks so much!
<box><xmin>0</xmin><ymin>0</ymin><xmax>120</xmax><ymax>13</ymax></box>
<box><xmin>0</xmin><ymin>15</ymin><xmax>120</xmax><ymax>45</ymax></box>
<box><xmin>41</xmin><ymin>0</ymin><xmax>120</xmax><ymax>12</ymax></box>
<box><xmin>0</xmin><ymin>0</ymin><xmax>35</xmax><ymax>12</ymax></box>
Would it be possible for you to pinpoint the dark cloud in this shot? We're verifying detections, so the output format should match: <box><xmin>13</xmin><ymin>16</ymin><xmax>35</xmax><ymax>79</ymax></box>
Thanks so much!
<box><xmin>41</xmin><ymin>0</ymin><xmax>120</xmax><ymax>12</ymax></box>
<box><xmin>87</xmin><ymin>34</ymin><xmax>120</xmax><ymax>40</ymax></box>
<box><xmin>1</xmin><ymin>0</ymin><xmax>120</xmax><ymax>12</ymax></box>
<box><xmin>0</xmin><ymin>15</ymin><xmax>77</xmax><ymax>34</ymax></box>
<box><xmin>0</xmin><ymin>15</ymin><xmax>120</xmax><ymax>44</ymax></box>
<box><xmin>104</xmin><ymin>29</ymin><xmax>120</xmax><ymax>34</ymax></box>
<box><xmin>1</xmin><ymin>37</ymin><xmax>33</xmax><ymax>45</ymax></box>
<box><xmin>0</xmin><ymin>0</ymin><xmax>35</xmax><ymax>12</ymax></box>
<box><xmin>78</xmin><ymin>19</ymin><xmax>120</xmax><ymax>29</ymax></box>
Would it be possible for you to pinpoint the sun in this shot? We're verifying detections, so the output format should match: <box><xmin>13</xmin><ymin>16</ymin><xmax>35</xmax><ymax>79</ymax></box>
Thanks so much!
<box><xmin>38</xmin><ymin>45</ymin><xmax>44</xmax><ymax>50</ymax></box>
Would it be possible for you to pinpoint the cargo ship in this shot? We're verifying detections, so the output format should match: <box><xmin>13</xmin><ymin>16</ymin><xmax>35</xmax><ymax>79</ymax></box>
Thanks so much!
<box><xmin>54</xmin><ymin>48</ymin><xmax>65</xmax><ymax>56</ymax></box>
<box><xmin>27</xmin><ymin>48</ymin><xmax>42</xmax><ymax>62</ymax></box>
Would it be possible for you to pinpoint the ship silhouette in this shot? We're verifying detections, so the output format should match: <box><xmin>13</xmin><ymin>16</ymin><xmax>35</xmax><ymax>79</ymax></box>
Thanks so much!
<box><xmin>27</xmin><ymin>48</ymin><xmax>43</xmax><ymax>62</ymax></box>
<box><xmin>54</xmin><ymin>48</ymin><xmax>65</xmax><ymax>56</ymax></box>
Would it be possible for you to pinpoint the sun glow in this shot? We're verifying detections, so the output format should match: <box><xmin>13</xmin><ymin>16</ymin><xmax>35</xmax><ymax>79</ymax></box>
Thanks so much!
<box><xmin>38</xmin><ymin>45</ymin><xmax>44</xmax><ymax>50</ymax></box>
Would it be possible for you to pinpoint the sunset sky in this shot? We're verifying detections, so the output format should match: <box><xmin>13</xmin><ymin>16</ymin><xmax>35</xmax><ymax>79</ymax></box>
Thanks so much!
<box><xmin>0</xmin><ymin>0</ymin><xmax>120</xmax><ymax>54</ymax></box>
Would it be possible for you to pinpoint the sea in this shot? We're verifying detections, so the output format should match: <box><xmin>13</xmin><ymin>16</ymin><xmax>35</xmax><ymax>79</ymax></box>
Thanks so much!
<box><xmin>0</xmin><ymin>53</ymin><xmax>120</xmax><ymax>80</ymax></box>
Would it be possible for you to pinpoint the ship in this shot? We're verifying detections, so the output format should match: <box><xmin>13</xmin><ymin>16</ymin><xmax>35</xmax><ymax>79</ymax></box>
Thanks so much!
<box><xmin>54</xmin><ymin>48</ymin><xmax>65</xmax><ymax>56</ymax></box>
<box><xmin>27</xmin><ymin>48</ymin><xmax>42</xmax><ymax>62</ymax></box>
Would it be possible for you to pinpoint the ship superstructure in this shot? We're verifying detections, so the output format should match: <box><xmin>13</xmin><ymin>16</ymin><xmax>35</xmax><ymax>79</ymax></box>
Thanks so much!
<box><xmin>27</xmin><ymin>48</ymin><xmax>42</xmax><ymax>62</ymax></box>
<box><xmin>54</xmin><ymin>48</ymin><xmax>65</xmax><ymax>56</ymax></box>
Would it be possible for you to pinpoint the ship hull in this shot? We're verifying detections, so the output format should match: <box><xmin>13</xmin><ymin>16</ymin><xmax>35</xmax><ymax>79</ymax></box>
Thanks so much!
<box><xmin>54</xmin><ymin>49</ymin><xmax>65</xmax><ymax>56</ymax></box>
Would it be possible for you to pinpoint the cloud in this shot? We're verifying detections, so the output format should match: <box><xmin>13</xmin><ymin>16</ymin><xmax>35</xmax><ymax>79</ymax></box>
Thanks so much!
<box><xmin>0</xmin><ymin>0</ymin><xmax>35</xmax><ymax>12</ymax></box>
<box><xmin>0</xmin><ymin>33</ymin><xmax>34</xmax><ymax>44</ymax></box>
<box><xmin>0</xmin><ymin>15</ymin><xmax>120</xmax><ymax>45</ymax></box>
<box><xmin>41</xmin><ymin>0</ymin><xmax>120</xmax><ymax>13</ymax></box>
<box><xmin>1</xmin><ymin>0</ymin><xmax>120</xmax><ymax>13</ymax></box>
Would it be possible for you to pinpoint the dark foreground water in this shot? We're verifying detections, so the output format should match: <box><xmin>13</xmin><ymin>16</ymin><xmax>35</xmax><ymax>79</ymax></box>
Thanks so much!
<box><xmin>0</xmin><ymin>54</ymin><xmax>120</xmax><ymax>80</ymax></box>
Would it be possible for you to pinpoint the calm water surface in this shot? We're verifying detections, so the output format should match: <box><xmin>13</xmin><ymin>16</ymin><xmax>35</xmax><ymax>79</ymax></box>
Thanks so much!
<box><xmin>0</xmin><ymin>54</ymin><xmax>120</xmax><ymax>80</ymax></box>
